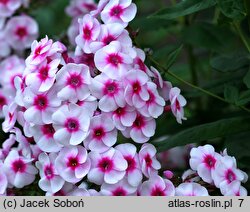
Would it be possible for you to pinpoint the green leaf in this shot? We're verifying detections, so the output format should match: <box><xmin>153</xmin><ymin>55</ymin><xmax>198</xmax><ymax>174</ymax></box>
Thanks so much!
<box><xmin>236</xmin><ymin>90</ymin><xmax>250</xmax><ymax>105</ymax></box>
<box><xmin>165</xmin><ymin>45</ymin><xmax>183</xmax><ymax>70</ymax></box>
<box><xmin>182</xmin><ymin>23</ymin><xmax>237</xmax><ymax>53</ymax></box>
<box><xmin>243</xmin><ymin>70</ymin><xmax>250</xmax><ymax>88</ymax></box>
<box><xmin>210</xmin><ymin>52</ymin><xmax>249</xmax><ymax>72</ymax></box>
<box><xmin>149</xmin><ymin>0</ymin><xmax>216</xmax><ymax>20</ymax></box>
<box><xmin>217</xmin><ymin>0</ymin><xmax>247</xmax><ymax>20</ymax></box>
<box><xmin>153</xmin><ymin>116</ymin><xmax>250</xmax><ymax>152</ymax></box>
<box><xmin>224</xmin><ymin>85</ymin><xmax>239</xmax><ymax>103</ymax></box>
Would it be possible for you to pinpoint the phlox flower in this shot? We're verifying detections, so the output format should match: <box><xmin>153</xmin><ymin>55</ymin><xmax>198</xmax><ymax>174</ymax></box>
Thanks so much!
<box><xmin>0</xmin><ymin>30</ymin><xmax>11</xmax><ymax>58</ymax></box>
<box><xmin>88</xmin><ymin>147</ymin><xmax>127</xmax><ymax>185</ymax></box>
<box><xmin>115</xmin><ymin>143</ymin><xmax>142</xmax><ymax>187</ymax></box>
<box><xmin>190</xmin><ymin>144</ymin><xmax>222</xmax><ymax>184</ymax></box>
<box><xmin>4</xmin><ymin>15</ymin><xmax>38</xmax><ymax>50</ymax></box>
<box><xmin>84</xmin><ymin>113</ymin><xmax>117</xmax><ymax>153</ymax></box>
<box><xmin>90</xmin><ymin>73</ymin><xmax>125</xmax><ymax>112</ymax></box>
<box><xmin>55</xmin><ymin>63</ymin><xmax>91</xmax><ymax>103</ymax></box>
<box><xmin>175</xmin><ymin>183</ymin><xmax>209</xmax><ymax>196</ymax></box>
<box><xmin>23</xmin><ymin>87</ymin><xmax>61</xmax><ymax>125</ymax></box>
<box><xmin>101</xmin><ymin>0</ymin><xmax>137</xmax><ymax>27</ymax></box>
<box><xmin>2</xmin><ymin>102</ymin><xmax>17</xmax><ymax>133</ymax></box>
<box><xmin>55</xmin><ymin>146</ymin><xmax>91</xmax><ymax>183</ymax></box>
<box><xmin>94</xmin><ymin>41</ymin><xmax>133</xmax><ymax>79</ymax></box>
<box><xmin>169</xmin><ymin>87</ymin><xmax>187</xmax><ymax>124</ymax></box>
<box><xmin>4</xmin><ymin>149</ymin><xmax>38</xmax><ymax>188</ymax></box>
<box><xmin>138</xmin><ymin>143</ymin><xmax>161</xmax><ymax>178</ymax></box>
<box><xmin>222</xmin><ymin>181</ymin><xmax>247</xmax><ymax>196</ymax></box>
<box><xmin>0</xmin><ymin>0</ymin><xmax>22</xmax><ymax>18</ymax></box>
<box><xmin>0</xmin><ymin>161</ymin><xmax>8</xmax><ymax>195</ymax></box>
<box><xmin>66</xmin><ymin>0</ymin><xmax>97</xmax><ymax>18</ymax></box>
<box><xmin>52</xmin><ymin>104</ymin><xmax>91</xmax><ymax>146</ymax></box>
<box><xmin>139</xmin><ymin>175</ymin><xmax>175</xmax><ymax>196</ymax></box>
<box><xmin>36</xmin><ymin>153</ymin><xmax>65</xmax><ymax>193</ymax></box>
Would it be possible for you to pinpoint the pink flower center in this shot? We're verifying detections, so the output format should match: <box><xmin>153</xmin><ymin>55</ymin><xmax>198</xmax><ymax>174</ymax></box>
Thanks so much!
<box><xmin>67</xmin><ymin>157</ymin><xmax>79</xmax><ymax>170</ymax></box>
<box><xmin>44</xmin><ymin>165</ymin><xmax>54</xmax><ymax>180</ymax></box>
<box><xmin>98</xmin><ymin>157</ymin><xmax>114</xmax><ymax>173</ymax></box>
<box><xmin>103</xmin><ymin>35</ymin><xmax>115</xmax><ymax>45</ymax></box>
<box><xmin>133</xmin><ymin>115</ymin><xmax>145</xmax><ymax>129</ymax></box>
<box><xmin>147</xmin><ymin>90</ymin><xmax>155</xmax><ymax>104</ymax></box>
<box><xmin>93</xmin><ymin>127</ymin><xmax>105</xmax><ymax>139</ymax></box>
<box><xmin>0</xmin><ymin>0</ymin><xmax>8</xmax><ymax>4</ymax></box>
<box><xmin>203</xmin><ymin>155</ymin><xmax>216</xmax><ymax>169</ymax></box>
<box><xmin>110</xmin><ymin>5</ymin><xmax>123</xmax><ymax>17</ymax></box>
<box><xmin>26</xmin><ymin>137</ymin><xmax>36</xmax><ymax>144</ymax></box>
<box><xmin>12</xmin><ymin>159</ymin><xmax>26</xmax><ymax>173</ymax></box>
<box><xmin>39</xmin><ymin>65</ymin><xmax>49</xmax><ymax>81</ymax></box>
<box><xmin>144</xmin><ymin>154</ymin><xmax>152</xmax><ymax>167</ymax></box>
<box><xmin>34</xmin><ymin>95</ymin><xmax>48</xmax><ymax>110</ymax></box>
<box><xmin>132</xmin><ymin>81</ymin><xmax>141</xmax><ymax>94</ymax></box>
<box><xmin>124</xmin><ymin>155</ymin><xmax>136</xmax><ymax>172</ymax></box>
<box><xmin>107</xmin><ymin>53</ymin><xmax>122</xmax><ymax>67</ymax></box>
<box><xmin>114</xmin><ymin>107</ymin><xmax>125</xmax><ymax>117</ymax></box>
<box><xmin>67</xmin><ymin>73</ymin><xmax>83</xmax><ymax>89</ymax></box>
<box><xmin>15</xmin><ymin>26</ymin><xmax>27</xmax><ymax>39</ymax></box>
<box><xmin>82</xmin><ymin>3</ymin><xmax>96</xmax><ymax>11</ymax></box>
<box><xmin>8</xmin><ymin>112</ymin><xmax>14</xmax><ymax>122</ymax></box>
<box><xmin>0</xmin><ymin>95</ymin><xmax>7</xmax><ymax>109</ymax></box>
<box><xmin>104</xmin><ymin>81</ymin><xmax>118</xmax><ymax>96</ymax></box>
<box><xmin>34</xmin><ymin>46</ymin><xmax>43</xmax><ymax>57</ymax></box>
<box><xmin>175</xmin><ymin>100</ymin><xmax>180</xmax><ymax>111</ymax></box>
<box><xmin>136</xmin><ymin>58</ymin><xmax>146</xmax><ymax>72</ymax></box>
<box><xmin>42</xmin><ymin>124</ymin><xmax>55</xmax><ymax>138</ymax></box>
<box><xmin>151</xmin><ymin>186</ymin><xmax>165</xmax><ymax>196</ymax></box>
<box><xmin>65</xmin><ymin>118</ymin><xmax>80</xmax><ymax>132</ymax></box>
<box><xmin>83</xmin><ymin>25</ymin><xmax>92</xmax><ymax>40</ymax></box>
<box><xmin>112</xmin><ymin>188</ymin><xmax>127</xmax><ymax>196</ymax></box>
<box><xmin>54</xmin><ymin>190</ymin><xmax>65</xmax><ymax>196</ymax></box>
<box><xmin>225</xmin><ymin>169</ymin><xmax>236</xmax><ymax>183</ymax></box>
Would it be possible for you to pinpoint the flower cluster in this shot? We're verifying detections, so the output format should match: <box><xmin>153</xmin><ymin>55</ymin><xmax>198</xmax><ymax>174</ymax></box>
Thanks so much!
<box><xmin>0</xmin><ymin>0</ymin><xmax>38</xmax><ymax>117</ymax></box>
<box><xmin>0</xmin><ymin>0</ymin><xmax>247</xmax><ymax>197</ymax></box>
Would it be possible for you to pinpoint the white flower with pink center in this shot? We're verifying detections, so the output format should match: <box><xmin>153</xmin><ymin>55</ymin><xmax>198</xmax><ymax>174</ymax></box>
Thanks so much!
<box><xmin>138</xmin><ymin>143</ymin><xmax>161</xmax><ymax>178</ymax></box>
<box><xmin>23</xmin><ymin>87</ymin><xmax>61</xmax><ymax>125</ymax></box>
<box><xmin>94</xmin><ymin>41</ymin><xmax>133</xmax><ymax>79</ymax></box>
<box><xmin>90</xmin><ymin>73</ymin><xmax>125</xmax><ymax>112</ymax></box>
<box><xmin>175</xmin><ymin>183</ymin><xmax>209</xmax><ymax>196</ymax></box>
<box><xmin>139</xmin><ymin>175</ymin><xmax>175</xmax><ymax>196</ymax></box>
<box><xmin>139</xmin><ymin>82</ymin><xmax>165</xmax><ymax>118</ymax></box>
<box><xmin>124</xmin><ymin>70</ymin><xmax>150</xmax><ymax>108</ymax></box>
<box><xmin>169</xmin><ymin>87</ymin><xmax>187</xmax><ymax>124</ymax></box>
<box><xmin>5</xmin><ymin>15</ymin><xmax>38</xmax><ymax>50</ymax></box>
<box><xmin>211</xmin><ymin>155</ymin><xmax>245</xmax><ymax>191</ymax></box>
<box><xmin>101</xmin><ymin>0</ymin><xmax>137</xmax><ymax>27</ymax></box>
<box><xmin>0</xmin><ymin>0</ymin><xmax>22</xmax><ymax>18</ymax></box>
<box><xmin>115</xmin><ymin>143</ymin><xmax>142</xmax><ymax>187</ymax></box>
<box><xmin>55</xmin><ymin>146</ymin><xmax>91</xmax><ymax>183</ymax></box>
<box><xmin>26</xmin><ymin>36</ymin><xmax>53</xmax><ymax>66</ymax></box>
<box><xmin>2</xmin><ymin>102</ymin><xmax>17</xmax><ymax>133</ymax></box>
<box><xmin>3</xmin><ymin>149</ymin><xmax>38</xmax><ymax>188</ymax></box>
<box><xmin>75</xmin><ymin>14</ymin><xmax>101</xmax><ymax>54</ymax></box>
<box><xmin>101</xmin><ymin>178</ymin><xmax>137</xmax><ymax>196</ymax></box>
<box><xmin>133</xmin><ymin>48</ymin><xmax>151</xmax><ymax>75</ymax></box>
<box><xmin>222</xmin><ymin>181</ymin><xmax>247</xmax><ymax>196</ymax></box>
<box><xmin>0</xmin><ymin>91</ymin><xmax>8</xmax><ymax>117</ymax></box>
<box><xmin>122</xmin><ymin>113</ymin><xmax>156</xmax><ymax>143</ymax></box>
<box><xmin>90</xmin><ymin>23</ymin><xmax>132</xmax><ymax>53</ymax></box>
<box><xmin>76</xmin><ymin>94</ymin><xmax>98</xmax><ymax>115</ymax></box>
<box><xmin>29</xmin><ymin>124</ymin><xmax>62</xmax><ymax>153</ymax></box>
<box><xmin>55</xmin><ymin>63</ymin><xmax>91</xmax><ymax>103</ymax></box>
<box><xmin>66</xmin><ymin>0</ymin><xmax>97</xmax><ymax>18</ymax></box>
<box><xmin>189</xmin><ymin>144</ymin><xmax>222</xmax><ymax>184</ymax></box>
<box><xmin>52</xmin><ymin>104</ymin><xmax>90</xmax><ymax>146</ymax></box>
<box><xmin>0</xmin><ymin>55</ymin><xmax>25</xmax><ymax>97</ymax></box>
<box><xmin>88</xmin><ymin>147</ymin><xmax>127</xmax><ymax>185</ymax></box>
<box><xmin>109</xmin><ymin>104</ymin><xmax>137</xmax><ymax>131</ymax></box>
<box><xmin>84</xmin><ymin>114</ymin><xmax>117</xmax><ymax>153</ymax></box>
<box><xmin>36</xmin><ymin>153</ymin><xmax>65</xmax><ymax>193</ymax></box>
<box><xmin>0</xmin><ymin>30</ymin><xmax>11</xmax><ymax>58</ymax></box>
<box><xmin>25</xmin><ymin>59</ymin><xmax>60</xmax><ymax>92</ymax></box>
<box><xmin>0</xmin><ymin>161</ymin><xmax>8</xmax><ymax>195</ymax></box>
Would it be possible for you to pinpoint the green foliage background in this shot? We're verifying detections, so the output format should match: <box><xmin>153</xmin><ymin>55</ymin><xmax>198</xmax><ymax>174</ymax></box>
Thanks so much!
<box><xmin>1</xmin><ymin>0</ymin><xmax>250</xmax><ymax>194</ymax></box>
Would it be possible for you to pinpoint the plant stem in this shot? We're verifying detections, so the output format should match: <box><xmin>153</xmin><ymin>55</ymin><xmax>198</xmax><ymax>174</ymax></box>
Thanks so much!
<box><xmin>149</xmin><ymin>56</ymin><xmax>250</xmax><ymax>113</ymax></box>
<box><xmin>233</xmin><ymin>22</ymin><xmax>250</xmax><ymax>53</ymax></box>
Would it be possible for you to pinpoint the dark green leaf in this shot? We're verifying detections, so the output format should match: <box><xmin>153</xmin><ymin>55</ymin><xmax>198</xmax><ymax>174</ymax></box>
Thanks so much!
<box><xmin>217</xmin><ymin>0</ymin><xmax>247</xmax><ymax>20</ymax></box>
<box><xmin>149</xmin><ymin>0</ymin><xmax>216</xmax><ymax>20</ymax></box>
<box><xmin>153</xmin><ymin>116</ymin><xmax>250</xmax><ymax>152</ymax></box>
<box><xmin>236</xmin><ymin>90</ymin><xmax>250</xmax><ymax>105</ymax></box>
<box><xmin>165</xmin><ymin>45</ymin><xmax>183</xmax><ymax>70</ymax></box>
<box><xmin>210</xmin><ymin>53</ymin><xmax>249</xmax><ymax>72</ymax></box>
<box><xmin>224</xmin><ymin>85</ymin><xmax>239</xmax><ymax>103</ymax></box>
<box><xmin>244</xmin><ymin>70</ymin><xmax>250</xmax><ymax>88</ymax></box>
